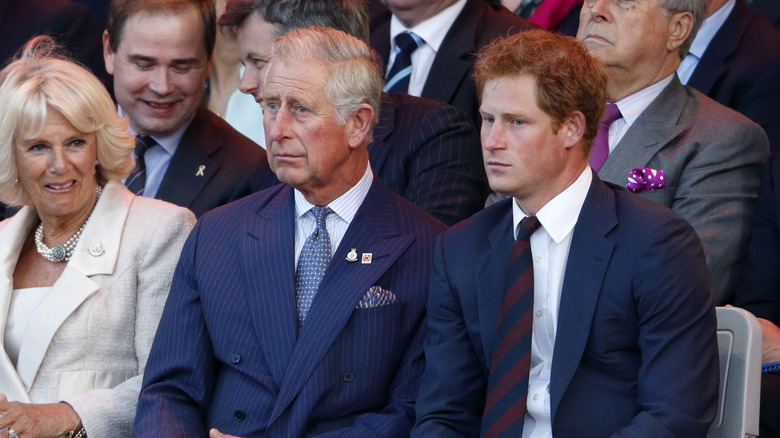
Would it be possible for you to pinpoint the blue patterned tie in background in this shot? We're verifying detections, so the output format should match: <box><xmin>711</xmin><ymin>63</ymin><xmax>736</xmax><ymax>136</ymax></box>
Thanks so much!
<box><xmin>295</xmin><ymin>206</ymin><xmax>332</xmax><ymax>331</ymax></box>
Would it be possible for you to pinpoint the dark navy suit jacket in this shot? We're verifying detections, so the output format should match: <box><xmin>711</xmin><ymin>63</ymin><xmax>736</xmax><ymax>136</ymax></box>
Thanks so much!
<box><xmin>134</xmin><ymin>178</ymin><xmax>445</xmax><ymax>437</ymax></box>
<box><xmin>370</xmin><ymin>0</ymin><xmax>537</xmax><ymax>128</ymax></box>
<box><xmin>687</xmin><ymin>0</ymin><xmax>780</xmax><ymax>151</ymax></box>
<box><xmin>155</xmin><ymin>106</ymin><xmax>271</xmax><ymax>218</ymax></box>
<box><xmin>413</xmin><ymin>172</ymin><xmax>719</xmax><ymax>437</ymax></box>
<box><xmin>733</xmin><ymin>153</ymin><xmax>780</xmax><ymax>324</ymax></box>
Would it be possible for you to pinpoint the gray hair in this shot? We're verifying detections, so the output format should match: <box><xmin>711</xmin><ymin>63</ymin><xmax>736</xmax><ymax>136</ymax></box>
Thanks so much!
<box><xmin>661</xmin><ymin>0</ymin><xmax>706</xmax><ymax>58</ymax></box>
<box><xmin>271</xmin><ymin>27</ymin><xmax>382</xmax><ymax>132</ymax></box>
<box><xmin>0</xmin><ymin>36</ymin><xmax>135</xmax><ymax>207</ymax></box>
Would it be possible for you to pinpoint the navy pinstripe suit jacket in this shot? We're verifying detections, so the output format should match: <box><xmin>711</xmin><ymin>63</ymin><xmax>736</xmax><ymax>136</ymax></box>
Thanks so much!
<box><xmin>134</xmin><ymin>178</ymin><xmax>445</xmax><ymax>437</ymax></box>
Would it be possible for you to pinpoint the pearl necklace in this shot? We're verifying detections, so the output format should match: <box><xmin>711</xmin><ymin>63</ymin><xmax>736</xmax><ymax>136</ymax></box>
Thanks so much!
<box><xmin>35</xmin><ymin>185</ymin><xmax>103</xmax><ymax>263</ymax></box>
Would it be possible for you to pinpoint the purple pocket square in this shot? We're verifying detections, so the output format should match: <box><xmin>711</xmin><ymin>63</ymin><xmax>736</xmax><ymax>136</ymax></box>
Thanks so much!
<box><xmin>626</xmin><ymin>167</ymin><xmax>667</xmax><ymax>192</ymax></box>
<box><xmin>356</xmin><ymin>286</ymin><xmax>397</xmax><ymax>309</ymax></box>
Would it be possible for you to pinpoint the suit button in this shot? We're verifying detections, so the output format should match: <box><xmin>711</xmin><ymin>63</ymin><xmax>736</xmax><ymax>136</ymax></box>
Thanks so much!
<box><xmin>231</xmin><ymin>354</ymin><xmax>241</xmax><ymax>364</ymax></box>
<box><xmin>343</xmin><ymin>371</ymin><xmax>355</xmax><ymax>382</ymax></box>
<box><xmin>306</xmin><ymin>421</ymin><xmax>317</xmax><ymax>432</ymax></box>
<box><xmin>234</xmin><ymin>410</ymin><xmax>245</xmax><ymax>421</ymax></box>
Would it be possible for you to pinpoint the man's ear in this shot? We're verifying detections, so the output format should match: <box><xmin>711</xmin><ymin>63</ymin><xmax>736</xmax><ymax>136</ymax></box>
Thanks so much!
<box><xmin>667</xmin><ymin>11</ymin><xmax>694</xmax><ymax>54</ymax></box>
<box><xmin>562</xmin><ymin>110</ymin><xmax>586</xmax><ymax>149</ymax></box>
<box><xmin>102</xmin><ymin>30</ymin><xmax>115</xmax><ymax>75</ymax></box>
<box><xmin>347</xmin><ymin>103</ymin><xmax>375</xmax><ymax>149</ymax></box>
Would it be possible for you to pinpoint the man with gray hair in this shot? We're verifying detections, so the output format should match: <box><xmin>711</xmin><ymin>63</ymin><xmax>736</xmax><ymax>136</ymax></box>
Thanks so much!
<box><xmin>578</xmin><ymin>0</ymin><xmax>769</xmax><ymax>304</ymax></box>
<box><xmin>222</xmin><ymin>0</ymin><xmax>488</xmax><ymax>225</ymax></box>
<box><xmin>134</xmin><ymin>26</ymin><xmax>445</xmax><ymax>437</ymax></box>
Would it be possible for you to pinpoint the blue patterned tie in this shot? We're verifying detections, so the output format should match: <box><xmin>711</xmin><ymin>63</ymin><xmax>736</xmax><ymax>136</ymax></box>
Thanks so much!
<box><xmin>383</xmin><ymin>32</ymin><xmax>423</xmax><ymax>94</ymax></box>
<box><xmin>125</xmin><ymin>135</ymin><xmax>155</xmax><ymax>196</ymax></box>
<box><xmin>295</xmin><ymin>206</ymin><xmax>332</xmax><ymax>330</ymax></box>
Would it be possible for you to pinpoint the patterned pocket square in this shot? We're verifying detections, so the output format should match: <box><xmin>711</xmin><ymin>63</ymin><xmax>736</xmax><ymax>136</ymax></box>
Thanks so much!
<box><xmin>356</xmin><ymin>286</ymin><xmax>397</xmax><ymax>309</ymax></box>
<box><xmin>626</xmin><ymin>167</ymin><xmax>667</xmax><ymax>192</ymax></box>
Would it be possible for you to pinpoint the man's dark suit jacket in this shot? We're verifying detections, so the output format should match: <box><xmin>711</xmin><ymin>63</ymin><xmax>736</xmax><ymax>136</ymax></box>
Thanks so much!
<box><xmin>413</xmin><ymin>172</ymin><xmax>719</xmax><ymax>437</ymax></box>
<box><xmin>156</xmin><ymin>106</ymin><xmax>270</xmax><ymax>217</ymax></box>
<box><xmin>135</xmin><ymin>178</ymin><xmax>446</xmax><ymax>437</ymax></box>
<box><xmin>687</xmin><ymin>0</ymin><xmax>780</xmax><ymax>151</ymax></box>
<box><xmin>0</xmin><ymin>0</ymin><xmax>107</xmax><ymax>87</ymax></box>
<box><xmin>369</xmin><ymin>0</ymin><xmax>537</xmax><ymax>128</ymax></box>
<box><xmin>732</xmin><ymin>152</ymin><xmax>780</xmax><ymax>438</ymax></box>
<box><xmin>252</xmin><ymin>93</ymin><xmax>486</xmax><ymax>225</ymax></box>
<box><xmin>748</xmin><ymin>0</ymin><xmax>780</xmax><ymax>30</ymax></box>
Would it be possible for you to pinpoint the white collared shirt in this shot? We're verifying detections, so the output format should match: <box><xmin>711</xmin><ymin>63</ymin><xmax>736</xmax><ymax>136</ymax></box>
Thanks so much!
<box><xmin>118</xmin><ymin>106</ymin><xmax>192</xmax><ymax>198</ymax></box>
<box><xmin>387</xmin><ymin>0</ymin><xmax>467</xmax><ymax>96</ymax></box>
<box><xmin>677</xmin><ymin>0</ymin><xmax>736</xmax><ymax>84</ymax></box>
<box><xmin>608</xmin><ymin>73</ymin><xmax>675</xmax><ymax>153</ymax></box>
<box><xmin>293</xmin><ymin>164</ymin><xmax>374</xmax><ymax>265</ymax></box>
<box><xmin>511</xmin><ymin>167</ymin><xmax>592</xmax><ymax>438</ymax></box>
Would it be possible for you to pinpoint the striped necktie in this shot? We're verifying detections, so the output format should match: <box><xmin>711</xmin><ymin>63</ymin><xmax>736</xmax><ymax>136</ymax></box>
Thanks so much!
<box><xmin>482</xmin><ymin>216</ymin><xmax>542</xmax><ymax>438</ymax></box>
<box><xmin>125</xmin><ymin>135</ymin><xmax>155</xmax><ymax>196</ymax></box>
<box><xmin>383</xmin><ymin>32</ymin><xmax>423</xmax><ymax>94</ymax></box>
<box><xmin>295</xmin><ymin>206</ymin><xmax>332</xmax><ymax>331</ymax></box>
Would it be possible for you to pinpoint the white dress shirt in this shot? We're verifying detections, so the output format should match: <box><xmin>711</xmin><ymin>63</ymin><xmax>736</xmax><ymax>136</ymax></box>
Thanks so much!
<box><xmin>511</xmin><ymin>167</ymin><xmax>592</xmax><ymax>438</ymax></box>
<box><xmin>4</xmin><ymin>287</ymin><xmax>50</xmax><ymax>366</ymax></box>
<box><xmin>677</xmin><ymin>0</ymin><xmax>736</xmax><ymax>84</ymax></box>
<box><xmin>118</xmin><ymin>106</ymin><xmax>192</xmax><ymax>199</ymax></box>
<box><xmin>608</xmin><ymin>73</ymin><xmax>675</xmax><ymax>153</ymax></box>
<box><xmin>387</xmin><ymin>0</ymin><xmax>467</xmax><ymax>96</ymax></box>
<box><xmin>294</xmin><ymin>164</ymin><xmax>373</xmax><ymax>265</ymax></box>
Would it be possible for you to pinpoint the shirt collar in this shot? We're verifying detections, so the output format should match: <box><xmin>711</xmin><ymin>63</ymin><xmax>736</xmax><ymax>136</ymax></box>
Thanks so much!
<box><xmin>118</xmin><ymin>105</ymin><xmax>193</xmax><ymax>157</ymax></box>
<box><xmin>512</xmin><ymin>167</ymin><xmax>592</xmax><ymax>243</ymax></box>
<box><xmin>689</xmin><ymin>0</ymin><xmax>736</xmax><ymax>59</ymax></box>
<box><xmin>614</xmin><ymin>73</ymin><xmax>675</xmax><ymax>128</ymax></box>
<box><xmin>389</xmin><ymin>0</ymin><xmax>467</xmax><ymax>53</ymax></box>
<box><xmin>294</xmin><ymin>163</ymin><xmax>374</xmax><ymax>225</ymax></box>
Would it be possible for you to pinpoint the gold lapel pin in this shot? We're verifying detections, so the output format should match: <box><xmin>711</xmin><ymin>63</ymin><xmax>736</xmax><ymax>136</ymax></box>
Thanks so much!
<box><xmin>196</xmin><ymin>165</ymin><xmax>206</xmax><ymax>176</ymax></box>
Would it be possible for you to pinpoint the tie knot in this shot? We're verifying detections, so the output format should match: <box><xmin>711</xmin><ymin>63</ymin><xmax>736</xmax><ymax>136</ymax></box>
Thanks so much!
<box><xmin>516</xmin><ymin>216</ymin><xmax>541</xmax><ymax>240</ymax></box>
<box><xmin>135</xmin><ymin>135</ymin><xmax>156</xmax><ymax>157</ymax></box>
<box><xmin>601</xmin><ymin>103</ymin><xmax>622</xmax><ymax>126</ymax></box>
<box><xmin>311</xmin><ymin>206</ymin><xmax>332</xmax><ymax>230</ymax></box>
<box><xmin>394</xmin><ymin>32</ymin><xmax>422</xmax><ymax>55</ymax></box>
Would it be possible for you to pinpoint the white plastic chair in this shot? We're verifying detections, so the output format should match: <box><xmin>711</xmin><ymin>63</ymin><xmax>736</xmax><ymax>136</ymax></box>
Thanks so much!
<box><xmin>707</xmin><ymin>307</ymin><xmax>762</xmax><ymax>438</ymax></box>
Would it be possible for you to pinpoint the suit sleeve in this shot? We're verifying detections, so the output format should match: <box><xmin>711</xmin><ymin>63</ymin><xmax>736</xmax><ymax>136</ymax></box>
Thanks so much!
<box><xmin>669</xmin><ymin>118</ymin><xmax>768</xmax><ymax>304</ymax></box>
<box><xmin>411</xmin><ymin>235</ymin><xmax>487</xmax><ymax>437</ymax></box>
<box><xmin>733</xmin><ymin>153</ymin><xmax>780</xmax><ymax>325</ymax></box>
<box><xmin>65</xmin><ymin>206</ymin><xmax>196</xmax><ymax>437</ymax></box>
<box><xmin>399</xmin><ymin>103</ymin><xmax>488</xmax><ymax>226</ymax></box>
<box><xmin>133</xmin><ymin>221</ymin><xmax>218</xmax><ymax>436</ymax></box>
<box><xmin>611</xmin><ymin>211</ymin><xmax>720</xmax><ymax>438</ymax></box>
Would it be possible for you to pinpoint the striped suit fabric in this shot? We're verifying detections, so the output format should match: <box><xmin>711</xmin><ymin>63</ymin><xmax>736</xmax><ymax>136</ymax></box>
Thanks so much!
<box><xmin>134</xmin><ymin>179</ymin><xmax>446</xmax><ymax>437</ymax></box>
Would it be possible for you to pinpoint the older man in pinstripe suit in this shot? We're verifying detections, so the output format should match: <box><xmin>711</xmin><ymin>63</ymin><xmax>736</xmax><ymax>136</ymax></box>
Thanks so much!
<box><xmin>134</xmin><ymin>27</ymin><xmax>445</xmax><ymax>437</ymax></box>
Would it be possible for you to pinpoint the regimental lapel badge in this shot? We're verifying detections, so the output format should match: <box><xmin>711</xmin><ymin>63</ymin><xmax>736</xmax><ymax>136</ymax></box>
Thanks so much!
<box><xmin>346</xmin><ymin>248</ymin><xmax>358</xmax><ymax>262</ymax></box>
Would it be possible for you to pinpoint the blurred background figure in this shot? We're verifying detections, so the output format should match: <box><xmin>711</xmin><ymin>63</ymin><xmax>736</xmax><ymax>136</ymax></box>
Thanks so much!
<box><xmin>206</xmin><ymin>0</ymin><xmax>265</xmax><ymax>147</ymax></box>
<box><xmin>484</xmin><ymin>0</ymin><xmax>581</xmax><ymax>35</ymax></box>
<box><xmin>0</xmin><ymin>36</ymin><xmax>195</xmax><ymax>437</ymax></box>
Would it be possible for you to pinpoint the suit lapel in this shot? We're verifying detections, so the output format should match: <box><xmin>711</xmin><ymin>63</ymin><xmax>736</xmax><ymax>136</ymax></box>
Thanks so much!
<box><xmin>12</xmin><ymin>182</ymin><xmax>131</xmax><ymax>392</ymax></box>
<box><xmin>368</xmin><ymin>93</ymin><xmax>396</xmax><ymax>174</ymax></box>
<box><xmin>242</xmin><ymin>186</ymin><xmax>298</xmax><ymax>389</ymax></box>
<box><xmin>687</xmin><ymin>0</ymin><xmax>747</xmax><ymax>95</ymax></box>
<box><xmin>549</xmin><ymin>175</ymin><xmax>617</xmax><ymax>421</ymax></box>
<box><xmin>0</xmin><ymin>207</ymin><xmax>36</xmax><ymax>401</ymax></box>
<box><xmin>599</xmin><ymin>77</ymin><xmax>690</xmax><ymax>185</ymax></box>
<box><xmin>269</xmin><ymin>181</ymin><xmax>415</xmax><ymax>422</ymax></box>
<box><xmin>422</xmin><ymin>0</ymin><xmax>483</xmax><ymax>104</ymax></box>
<box><xmin>156</xmin><ymin>107</ymin><xmax>221</xmax><ymax>208</ymax></box>
<box><xmin>476</xmin><ymin>201</ymin><xmax>514</xmax><ymax>364</ymax></box>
